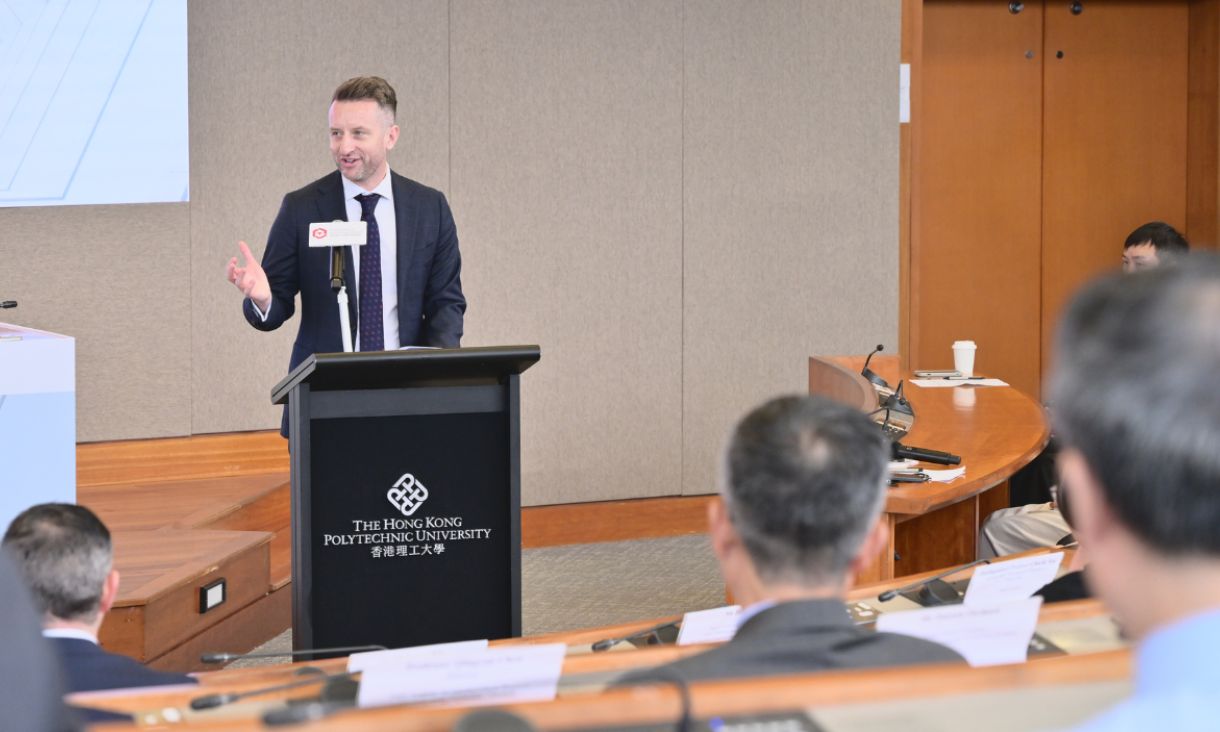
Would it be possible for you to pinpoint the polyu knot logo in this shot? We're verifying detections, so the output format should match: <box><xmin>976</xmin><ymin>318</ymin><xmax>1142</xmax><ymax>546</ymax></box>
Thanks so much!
<box><xmin>387</xmin><ymin>473</ymin><xmax>429</xmax><ymax>516</ymax></box>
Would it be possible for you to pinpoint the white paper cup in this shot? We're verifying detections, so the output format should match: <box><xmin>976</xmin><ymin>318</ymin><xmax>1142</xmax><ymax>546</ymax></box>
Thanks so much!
<box><xmin>952</xmin><ymin>340</ymin><xmax>977</xmax><ymax>378</ymax></box>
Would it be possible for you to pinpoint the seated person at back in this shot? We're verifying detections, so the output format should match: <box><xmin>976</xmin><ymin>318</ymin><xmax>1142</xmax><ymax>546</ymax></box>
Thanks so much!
<box><xmin>618</xmin><ymin>395</ymin><xmax>962</xmax><ymax>685</ymax></box>
<box><xmin>3</xmin><ymin>503</ymin><xmax>196</xmax><ymax>693</ymax></box>
<box><xmin>979</xmin><ymin>220</ymin><xmax>1189</xmax><ymax>560</ymax></box>
<box><xmin>1121</xmin><ymin>220</ymin><xmax>1189</xmax><ymax>272</ymax></box>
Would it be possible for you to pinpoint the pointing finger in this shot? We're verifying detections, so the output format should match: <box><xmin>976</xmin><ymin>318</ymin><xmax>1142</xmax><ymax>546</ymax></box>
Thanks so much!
<box><xmin>238</xmin><ymin>240</ymin><xmax>258</xmax><ymax>267</ymax></box>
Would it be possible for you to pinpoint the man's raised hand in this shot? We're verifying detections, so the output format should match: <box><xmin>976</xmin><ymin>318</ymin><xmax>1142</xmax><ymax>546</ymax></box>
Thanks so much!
<box><xmin>226</xmin><ymin>241</ymin><xmax>272</xmax><ymax>313</ymax></box>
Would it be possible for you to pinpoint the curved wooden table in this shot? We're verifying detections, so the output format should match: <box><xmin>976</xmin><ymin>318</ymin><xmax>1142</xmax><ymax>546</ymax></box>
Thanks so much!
<box><xmin>810</xmin><ymin>355</ymin><xmax>1050</xmax><ymax>582</ymax></box>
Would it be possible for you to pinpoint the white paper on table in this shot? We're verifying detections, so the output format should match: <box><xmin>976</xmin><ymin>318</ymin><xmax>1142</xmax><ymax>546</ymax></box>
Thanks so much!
<box><xmin>356</xmin><ymin>643</ymin><xmax>566</xmax><ymax>709</ymax></box>
<box><xmin>910</xmin><ymin>378</ymin><xmax>1009</xmax><ymax>388</ymax></box>
<box><xmin>889</xmin><ymin>458</ymin><xmax>919</xmax><ymax>472</ymax></box>
<box><xmin>677</xmin><ymin>605</ymin><xmax>742</xmax><ymax>646</ymax></box>
<box><xmin>347</xmin><ymin>639</ymin><xmax>489</xmax><ymax>672</ymax></box>
<box><xmin>923</xmin><ymin>466</ymin><xmax>966</xmax><ymax>483</ymax></box>
<box><xmin>875</xmin><ymin>596</ymin><xmax>1043</xmax><ymax>667</ymax></box>
<box><xmin>964</xmin><ymin>553</ymin><xmax>1064</xmax><ymax>608</ymax></box>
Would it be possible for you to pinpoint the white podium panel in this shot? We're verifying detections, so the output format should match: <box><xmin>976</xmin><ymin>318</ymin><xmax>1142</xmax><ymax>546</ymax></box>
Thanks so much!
<box><xmin>0</xmin><ymin>323</ymin><xmax>75</xmax><ymax>530</ymax></box>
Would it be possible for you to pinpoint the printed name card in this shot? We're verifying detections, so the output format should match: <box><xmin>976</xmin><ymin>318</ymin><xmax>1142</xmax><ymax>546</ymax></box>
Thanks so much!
<box><xmin>875</xmin><ymin>596</ymin><xmax>1043</xmax><ymax>667</ymax></box>
<box><xmin>347</xmin><ymin>639</ymin><xmax>489</xmax><ymax>673</ymax></box>
<box><xmin>356</xmin><ymin>643</ymin><xmax>566</xmax><ymax>709</ymax></box>
<box><xmin>963</xmin><ymin>553</ymin><xmax>1064</xmax><ymax>607</ymax></box>
<box><xmin>676</xmin><ymin>605</ymin><xmax>742</xmax><ymax>646</ymax></box>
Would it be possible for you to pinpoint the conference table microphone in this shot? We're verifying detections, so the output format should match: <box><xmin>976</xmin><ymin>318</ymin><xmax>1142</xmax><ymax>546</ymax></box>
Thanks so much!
<box><xmin>877</xmin><ymin>558</ymin><xmax>990</xmax><ymax>606</ymax></box>
<box><xmin>0</xmin><ymin>300</ymin><xmax>16</xmax><ymax>309</ymax></box>
<box><xmin>861</xmin><ymin>344</ymin><xmax>890</xmax><ymax>390</ymax></box>
<box><xmin>200</xmin><ymin>644</ymin><xmax>387</xmax><ymax>664</ymax></box>
<box><xmin>592</xmin><ymin>620</ymin><xmax>680</xmax><ymax>652</ymax></box>
<box><xmin>189</xmin><ymin>670</ymin><xmax>358</xmax><ymax>711</ymax></box>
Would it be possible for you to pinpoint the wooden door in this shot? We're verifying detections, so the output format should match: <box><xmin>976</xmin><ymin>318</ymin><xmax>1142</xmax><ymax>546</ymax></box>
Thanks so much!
<box><xmin>1040</xmin><ymin>1</ymin><xmax>1189</xmax><ymax>374</ymax></box>
<box><xmin>913</xmin><ymin>0</ymin><xmax>1193</xmax><ymax>400</ymax></box>
<box><xmin>913</xmin><ymin>1</ymin><xmax>1044</xmax><ymax>396</ymax></box>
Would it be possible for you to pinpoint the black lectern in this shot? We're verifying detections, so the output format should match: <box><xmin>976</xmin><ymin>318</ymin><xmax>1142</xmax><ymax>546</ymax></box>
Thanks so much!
<box><xmin>271</xmin><ymin>346</ymin><xmax>540</xmax><ymax>654</ymax></box>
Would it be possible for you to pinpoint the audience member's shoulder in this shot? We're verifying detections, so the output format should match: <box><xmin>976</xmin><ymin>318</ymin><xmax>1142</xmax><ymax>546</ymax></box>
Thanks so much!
<box><xmin>51</xmin><ymin>637</ymin><xmax>194</xmax><ymax>693</ymax></box>
<box><xmin>870</xmin><ymin>629</ymin><xmax>965</xmax><ymax>664</ymax></box>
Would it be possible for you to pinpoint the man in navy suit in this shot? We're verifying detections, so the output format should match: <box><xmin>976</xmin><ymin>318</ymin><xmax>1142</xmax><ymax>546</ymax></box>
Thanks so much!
<box><xmin>3</xmin><ymin>504</ymin><xmax>195</xmax><ymax>694</ymax></box>
<box><xmin>226</xmin><ymin>76</ymin><xmax>466</xmax><ymax>433</ymax></box>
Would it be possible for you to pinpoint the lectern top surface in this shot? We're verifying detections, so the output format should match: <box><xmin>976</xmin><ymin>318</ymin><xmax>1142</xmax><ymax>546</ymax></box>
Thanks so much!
<box><xmin>0</xmin><ymin>323</ymin><xmax>74</xmax><ymax>341</ymax></box>
<box><xmin>271</xmin><ymin>345</ymin><xmax>541</xmax><ymax>403</ymax></box>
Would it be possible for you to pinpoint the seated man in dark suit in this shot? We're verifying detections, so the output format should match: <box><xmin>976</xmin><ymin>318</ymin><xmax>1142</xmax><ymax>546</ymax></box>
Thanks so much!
<box><xmin>0</xmin><ymin>552</ymin><xmax>76</xmax><ymax>730</ymax></box>
<box><xmin>619</xmin><ymin>395</ymin><xmax>962</xmax><ymax>685</ymax></box>
<box><xmin>3</xmin><ymin>503</ymin><xmax>195</xmax><ymax>693</ymax></box>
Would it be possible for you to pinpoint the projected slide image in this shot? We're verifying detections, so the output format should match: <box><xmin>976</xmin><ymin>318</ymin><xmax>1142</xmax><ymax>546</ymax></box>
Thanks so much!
<box><xmin>0</xmin><ymin>0</ymin><xmax>188</xmax><ymax>207</ymax></box>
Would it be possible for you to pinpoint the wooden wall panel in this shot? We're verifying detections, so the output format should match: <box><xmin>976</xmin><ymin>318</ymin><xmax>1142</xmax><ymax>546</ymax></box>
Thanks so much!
<box><xmin>1041</xmin><ymin>1</ymin><xmax>1189</xmax><ymax>375</ymax></box>
<box><xmin>1188</xmin><ymin>0</ymin><xmax>1220</xmax><ymax>249</ymax></box>
<box><xmin>914</xmin><ymin>1</ymin><xmax>1044</xmax><ymax>395</ymax></box>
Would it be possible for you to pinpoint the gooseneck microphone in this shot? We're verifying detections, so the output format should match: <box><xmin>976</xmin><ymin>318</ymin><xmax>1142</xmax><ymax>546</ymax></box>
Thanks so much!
<box><xmin>877</xmin><ymin>558</ymin><xmax>990</xmax><ymax>603</ymax></box>
<box><xmin>591</xmin><ymin>620</ymin><xmax>680</xmax><ymax>652</ymax></box>
<box><xmin>0</xmin><ymin>300</ymin><xmax>16</xmax><ymax>309</ymax></box>
<box><xmin>200</xmin><ymin>644</ymin><xmax>387</xmax><ymax>664</ymax></box>
<box><xmin>189</xmin><ymin>671</ymin><xmax>357</xmax><ymax>711</ymax></box>
<box><xmin>861</xmin><ymin>344</ymin><xmax>889</xmax><ymax>389</ymax></box>
<box><xmin>880</xmin><ymin>379</ymin><xmax>915</xmax><ymax>417</ymax></box>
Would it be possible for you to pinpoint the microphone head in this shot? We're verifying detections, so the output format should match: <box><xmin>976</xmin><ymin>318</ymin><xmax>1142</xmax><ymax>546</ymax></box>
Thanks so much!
<box><xmin>590</xmin><ymin>638</ymin><xmax>618</xmax><ymax>652</ymax></box>
<box><xmin>190</xmin><ymin>693</ymin><xmax>236</xmax><ymax>710</ymax></box>
<box><xmin>875</xmin><ymin>344</ymin><xmax>884</xmax><ymax>352</ymax></box>
<box><xmin>199</xmin><ymin>652</ymin><xmax>231</xmax><ymax>664</ymax></box>
<box><xmin>877</xmin><ymin>589</ymin><xmax>898</xmax><ymax>603</ymax></box>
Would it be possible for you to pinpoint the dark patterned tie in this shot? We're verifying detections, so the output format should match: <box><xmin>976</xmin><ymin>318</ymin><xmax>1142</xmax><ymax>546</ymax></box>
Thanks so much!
<box><xmin>355</xmin><ymin>193</ymin><xmax>384</xmax><ymax>352</ymax></box>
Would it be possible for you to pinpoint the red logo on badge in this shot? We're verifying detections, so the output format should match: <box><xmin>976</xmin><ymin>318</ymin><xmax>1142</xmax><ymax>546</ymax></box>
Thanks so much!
<box><xmin>312</xmin><ymin>227</ymin><xmax>327</xmax><ymax>239</ymax></box>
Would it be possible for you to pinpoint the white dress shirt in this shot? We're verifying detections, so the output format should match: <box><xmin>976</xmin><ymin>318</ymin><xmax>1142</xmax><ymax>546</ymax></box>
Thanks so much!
<box><xmin>43</xmin><ymin>627</ymin><xmax>98</xmax><ymax>644</ymax></box>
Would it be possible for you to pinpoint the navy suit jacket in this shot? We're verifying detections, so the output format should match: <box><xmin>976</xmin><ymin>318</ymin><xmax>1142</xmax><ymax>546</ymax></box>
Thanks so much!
<box><xmin>0</xmin><ymin>556</ymin><xmax>75</xmax><ymax>731</ymax></box>
<box><xmin>49</xmin><ymin>636</ymin><xmax>195</xmax><ymax>693</ymax></box>
<box><xmin>243</xmin><ymin>171</ymin><xmax>466</xmax><ymax>433</ymax></box>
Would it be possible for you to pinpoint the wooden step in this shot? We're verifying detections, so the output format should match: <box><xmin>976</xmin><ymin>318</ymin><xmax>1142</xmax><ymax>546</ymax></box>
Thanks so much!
<box><xmin>101</xmin><ymin>529</ymin><xmax>272</xmax><ymax>665</ymax></box>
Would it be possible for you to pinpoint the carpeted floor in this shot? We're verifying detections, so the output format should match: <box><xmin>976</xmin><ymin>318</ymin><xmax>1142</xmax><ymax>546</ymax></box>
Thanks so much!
<box><xmin>226</xmin><ymin>534</ymin><xmax>723</xmax><ymax>668</ymax></box>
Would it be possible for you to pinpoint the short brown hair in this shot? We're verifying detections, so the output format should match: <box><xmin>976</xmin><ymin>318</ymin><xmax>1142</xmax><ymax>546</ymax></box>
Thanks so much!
<box><xmin>332</xmin><ymin>76</ymin><xmax>397</xmax><ymax>119</ymax></box>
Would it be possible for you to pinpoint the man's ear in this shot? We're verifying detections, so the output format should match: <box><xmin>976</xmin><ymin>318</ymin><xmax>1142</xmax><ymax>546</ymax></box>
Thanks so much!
<box><xmin>848</xmin><ymin>516</ymin><xmax>889</xmax><ymax>579</ymax></box>
<box><xmin>1057</xmin><ymin>448</ymin><xmax>1114</xmax><ymax>549</ymax></box>
<box><xmin>708</xmin><ymin>497</ymin><xmax>738</xmax><ymax>564</ymax></box>
<box><xmin>98</xmin><ymin>569</ymin><xmax>120</xmax><ymax>615</ymax></box>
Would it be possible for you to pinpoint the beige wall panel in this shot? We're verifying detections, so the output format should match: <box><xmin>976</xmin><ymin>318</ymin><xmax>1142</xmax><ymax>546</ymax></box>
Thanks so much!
<box><xmin>682</xmin><ymin>1</ymin><xmax>901</xmax><ymax>495</ymax></box>
<box><xmin>188</xmin><ymin>0</ymin><xmax>451</xmax><ymax>433</ymax></box>
<box><xmin>0</xmin><ymin>204</ymin><xmax>191</xmax><ymax>441</ymax></box>
<box><xmin>450</xmin><ymin>0</ymin><xmax>683</xmax><ymax>505</ymax></box>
